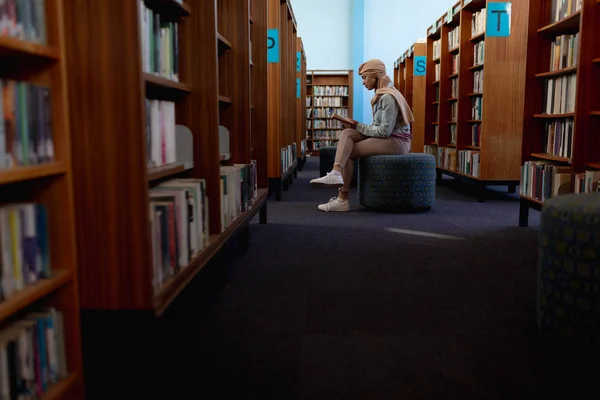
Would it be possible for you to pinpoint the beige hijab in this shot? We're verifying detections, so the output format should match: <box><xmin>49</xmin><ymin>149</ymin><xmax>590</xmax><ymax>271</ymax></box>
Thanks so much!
<box><xmin>358</xmin><ymin>59</ymin><xmax>414</xmax><ymax>126</ymax></box>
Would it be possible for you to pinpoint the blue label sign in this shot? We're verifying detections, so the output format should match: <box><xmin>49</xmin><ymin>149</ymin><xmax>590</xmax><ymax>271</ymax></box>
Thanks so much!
<box><xmin>267</xmin><ymin>29</ymin><xmax>279</xmax><ymax>63</ymax></box>
<box><xmin>414</xmin><ymin>56</ymin><xmax>426</xmax><ymax>76</ymax></box>
<box><xmin>296</xmin><ymin>78</ymin><xmax>300</xmax><ymax>98</ymax></box>
<box><xmin>296</xmin><ymin>51</ymin><xmax>301</xmax><ymax>71</ymax></box>
<box><xmin>486</xmin><ymin>3</ymin><xmax>511</xmax><ymax>37</ymax></box>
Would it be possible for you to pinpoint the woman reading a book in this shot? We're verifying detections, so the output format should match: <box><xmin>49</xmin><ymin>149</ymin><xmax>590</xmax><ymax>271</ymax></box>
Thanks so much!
<box><xmin>310</xmin><ymin>59</ymin><xmax>414</xmax><ymax>212</ymax></box>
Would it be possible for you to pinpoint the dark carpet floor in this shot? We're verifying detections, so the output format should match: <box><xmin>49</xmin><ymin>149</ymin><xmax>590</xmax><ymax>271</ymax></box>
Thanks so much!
<box><xmin>163</xmin><ymin>157</ymin><xmax>597</xmax><ymax>400</ymax></box>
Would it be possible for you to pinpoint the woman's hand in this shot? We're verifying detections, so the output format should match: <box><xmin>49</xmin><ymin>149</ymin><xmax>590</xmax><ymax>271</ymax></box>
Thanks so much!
<box><xmin>342</xmin><ymin>120</ymin><xmax>357</xmax><ymax>129</ymax></box>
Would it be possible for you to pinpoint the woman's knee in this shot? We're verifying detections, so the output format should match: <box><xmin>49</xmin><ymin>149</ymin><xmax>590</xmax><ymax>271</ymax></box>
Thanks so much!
<box><xmin>340</xmin><ymin>129</ymin><xmax>354</xmax><ymax>139</ymax></box>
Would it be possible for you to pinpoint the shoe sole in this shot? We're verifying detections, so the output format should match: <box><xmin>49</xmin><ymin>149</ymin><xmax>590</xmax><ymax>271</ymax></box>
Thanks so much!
<box><xmin>309</xmin><ymin>181</ymin><xmax>343</xmax><ymax>187</ymax></box>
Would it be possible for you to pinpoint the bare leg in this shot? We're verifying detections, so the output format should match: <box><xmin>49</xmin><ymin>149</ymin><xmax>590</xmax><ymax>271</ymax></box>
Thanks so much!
<box><xmin>338</xmin><ymin>160</ymin><xmax>353</xmax><ymax>200</ymax></box>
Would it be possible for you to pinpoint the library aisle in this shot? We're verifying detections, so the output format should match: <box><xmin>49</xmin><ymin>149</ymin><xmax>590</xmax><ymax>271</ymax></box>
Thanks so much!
<box><xmin>159</xmin><ymin>157</ymin><xmax>597</xmax><ymax>399</ymax></box>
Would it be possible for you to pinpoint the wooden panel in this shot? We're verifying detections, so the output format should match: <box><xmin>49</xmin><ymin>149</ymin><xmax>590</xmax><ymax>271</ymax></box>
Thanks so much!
<box><xmin>218</xmin><ymin>0</ymin><xmax>251</xmax><ymax>164</ymax></box>
<box><xmin>479</xmin><ymin>0</ymin><xmax>529</xmax><ymax>180</ymax></box>
<box><xmin>267</xmin><ymin>0</ymin><xmax>282</xmax><ymax>178</ymax></box>
<box><xmin>180</xmin><ymin>0</ymin><xmax>222</xmax><ymax>233</ymax></box>
<box><xmin>250</xmin><ymin>0</ymin><xmax>269</xmax><ymax>189</ymax></box>
<box><xmin>412</xmin><ymin>42</ymin><xmax>427</xmax><ymax>153</ymax></box>
<box><xmin>63</xmin><ymin>0</ymin><xmax>152</xmax><ymax>309</ymax></box>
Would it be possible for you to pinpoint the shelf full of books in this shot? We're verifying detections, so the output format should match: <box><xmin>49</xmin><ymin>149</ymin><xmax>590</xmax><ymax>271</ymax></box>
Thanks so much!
<box><xmin>0</xmin><ymin>0</ymin><xmax>84</xmax><ymax>397</ymax></box>
<box><xmin>519</xmin><ymin>0</ymin><xmax>599</xmax><ymax>226</ymax></box>
<box><xmin>304</xmin><ymin>70</ymin><xmax>353</xmax><ymax>155</ymax></box>
<box><xmin>422</xmin><ymin>0</ymin><xmax>529</xmax><ymax>200</ymax></box>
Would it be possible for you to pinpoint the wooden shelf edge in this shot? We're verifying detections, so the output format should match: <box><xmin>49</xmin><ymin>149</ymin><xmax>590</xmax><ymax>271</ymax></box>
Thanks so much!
<box><xmin>530</xmin><ymin>152</ymin><xmax>571</xmax><ymax>163</ymax></box>
<box><xmin>533</xmin><ymin>113</ymin><xmax>575</xmax><ymax>118</ymax></box>
<box><xmin>143</xmin><ymin>0</ymin><xmax>191</xmax><ymax>19</ymax></box>
<box><xmin>592</xmin><ymin>58</ymin><xmax>600</xmax><ymax>64</ymax></box>
<box><xmin>0</xmin><ymin>36</ymin><xmax>59</xmax><ymax>59</ymax></box>
<box><xmin>520</xmin><ymin>195</ymin><xmax>544</xmax><ymax>206</ymax></box>
<box><xmin>0</xmin><ymin>162</ymin><xmax>66</xmax><ymax>185</ymax></box>
<box><xmin>153</xmin><ymin>188</ymin><xmax>268</xmax><ymax>316</ymax></box>
<box><xmin>0</xmin><ymin>270</ymin><xmax>72</xmax><ymax>323</ymax></box>
<box><xmin>537</xmin><ymin>11</ymin><xmax>581</xmax><ymax>35</ymax></box>
<box><xmin>586</xmin><ymin>162</ymin><xmax>600</xmax><ymax>169</ymax></box>
<box><xmin>143</xmin><ymin>73</ymin><xmax>192</xmax><ymax>93</ymax></box>
<box><xmin>147</xmin><ymin>163</ymin><xmax>192</xmax><ymax>181</ymax></box>
<box><xmin>41</xmin><ymin>374</ymin><xmax>78</xmax><ymax>400</ymax></box>
<box><xmin>218</xmin><ymin>95</ymin><xmax>232</xmax><ymax>104</ymax></box>
<box><xmin>437</xmin><ymin>166</ymin><xmax>481</xmax><ymax>181</ymax></box>
<box><xmin>217</xmin><ymin>33</ymin><xmax>232</xmax><ymax>50</ymax></box>
<box><xmin>535</xmin><ymin>66</ymin><xmax>578</xmax><ymax>78</ymax></box>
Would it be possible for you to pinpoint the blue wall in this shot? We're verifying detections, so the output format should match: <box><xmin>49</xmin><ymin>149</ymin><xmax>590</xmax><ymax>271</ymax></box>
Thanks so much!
<box><xmin>294</xmin><ymin>0</ymin><xmax>453</xmax><ymax>123</ymax></box>
<box><xmin>294</xmin><ymin>0</ymin><xmax>353</xmax><ymax>70</ymax></box>
<box><xmin>350</xmin><ymin>0</ymin><xmax>365</xmax><ymax>120</ymax></box>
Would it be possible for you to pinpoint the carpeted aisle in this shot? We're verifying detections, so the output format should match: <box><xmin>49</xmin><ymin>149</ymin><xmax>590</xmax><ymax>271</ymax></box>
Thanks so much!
<box><xmin>165</xmin><ymin>157</ymin><xmax>597</xmax><ymax>400</ymax></box>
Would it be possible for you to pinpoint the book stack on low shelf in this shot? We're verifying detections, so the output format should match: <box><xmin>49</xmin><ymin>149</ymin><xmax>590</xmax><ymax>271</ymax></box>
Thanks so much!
<box><xmin>394</xmin><ymin>40</ymin><xmax>427</xmax><ymax>152</ymax></box>
<box><xmin>0</xmin><ymin>0</ymin><xmax>83</xmax><ymax>397</ymax></box>
<box><xmin>519</xmin><ymin>0</ymin><xmax>599</xmax><ymax>227</ymax></box>
<box><xmin>296</xmin><ymin>37</ymin><xmax>308</xmax><ymax>169</ymax></box>
<box><xmin>267</xmin><ymin>0</ymin><xmax>302</xmax><ymax>201</ymax></box>
<box><xmin>304</xmin><ymin>70</ymin><xmax>353</xmax><ymax>156</ymax></box>
<box><xmin>61</xmin><ymin>0</ymin><xmax>269</xmax><ymax>397</ymax></box>
<box><xmin>423</xmin><ymin>0</ymin><xmax>529</xmax><ymax>201</ymax></box>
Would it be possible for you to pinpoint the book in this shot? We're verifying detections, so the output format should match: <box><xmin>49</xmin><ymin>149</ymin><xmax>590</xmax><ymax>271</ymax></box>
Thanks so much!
<box><xmin>331</xmin><ymin>113</ymin><xmax>356</xmax><ymax>126</ymax></box>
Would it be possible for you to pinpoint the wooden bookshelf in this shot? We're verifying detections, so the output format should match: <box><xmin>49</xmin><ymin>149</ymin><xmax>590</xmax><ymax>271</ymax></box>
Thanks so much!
<box><xmin>251</xmin><ymin>0</ymin><xmax>269</xmax><ymax>191</ymax></box>
<box><xmin>519</xmin><ymin>0</ymin><xmax>599</xmax><ymax>226</ymax></box>
<box><xmin>296</xmin><ymin>37</ymin><xmax>308</xmax><ymax>170</ymax></box>
<box><xmin>305</xmin><ymin>70</ymin><xmax>354</xmax><ymax>156</ymax></box>
<box><xmin>267</xmin><ymin>0</ymin><xmax>301</xmax><ymax>201</ymax></box>
<box><xmin>62</xmin><ymin>0</ymin><xmax>268</xmax><ymax>396</ymax></box>
<box><xmin>424</xmin><ymin>0</ymin><xmax>530</xmax><ymax>201</ymax></box>
<box><xmin>0</xmin><ymin>0</ymin><xmax>83</xmax><ymax>398</ymax></box>
<box><xmin>395</xmin><ymin>40</ymin><xmax>427</xmax><ymax>153</ymax></box>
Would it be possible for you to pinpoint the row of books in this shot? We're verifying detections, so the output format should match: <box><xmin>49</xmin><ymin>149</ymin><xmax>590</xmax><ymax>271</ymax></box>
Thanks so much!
<box><xmin>306</xmin><ymin>119</ymin><xmax>343</xmax><ymax>130</ymax></box>
<box><xmin>150</xmin><ymin>161</ymin><xmax>258</xmax><ymax>292</ymax></box>
<box><xmin>305</xmin><ymin>107</ymin><xmax>348</xmax><ymax>119</ymax></box>
<box><xmin>145</xmin><ymin>99</ymin><xmax>177</xmax><ymax>168</ymax></box>
<box><xmin>0</xmin><ymin>307</ymin><xmax>69</xmax><ymax>399</ymax></box>
<box><xmin>306</xmin><ymin>97</ymin><xmax>345</xmax><ymax>107</ymax></box>
<box><xmin>0</xmin><ymin>0</ymin><xmax>46</xmax><ymax>44</ymax></box>
<box><xmin>311</xmin><ymin>86</ymin><xmax>348</xmax><ymax>96</ymax></box>
<box><xmin>139</xmin><ymin>0</ymin><xmax>180</xmax><ymax>82</ymax></box>
<box><xmin>0</xmin><ymin>79</ymin><xmax>54</xmax><ymax>169</ymax></box>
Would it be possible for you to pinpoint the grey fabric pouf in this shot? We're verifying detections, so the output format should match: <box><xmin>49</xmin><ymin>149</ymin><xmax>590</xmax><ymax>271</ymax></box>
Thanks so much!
<box><xmin>318</xmin><ymin>146</ymin><xmax>357</xmax><ymax>188</ymax></box>
<box><xmin>357</xmin><ymin>153</ymin><xmax>436</xmax><ymax>212</ymax></box>
<box><xmin>537</xmin><ymin>192</ymin><xmax>600</xmax><ymax>348</ymax></box>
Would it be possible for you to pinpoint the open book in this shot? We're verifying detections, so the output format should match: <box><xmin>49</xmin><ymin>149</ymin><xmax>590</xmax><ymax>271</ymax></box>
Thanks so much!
<box><xmin>331</xmin><ymin>113</ymin><xmax>356</xmax><ymax>126</ymax></box>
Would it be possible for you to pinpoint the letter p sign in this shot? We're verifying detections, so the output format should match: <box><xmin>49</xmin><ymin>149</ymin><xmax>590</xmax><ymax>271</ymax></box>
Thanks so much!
<box><xmin>414</xmin><ymin>56</ymin><xmax>426</xmax><ymax>76</ymax></box>
<box><xmin>486</xmin><ymin>3</ymin><xmax>511</xmax><ymax>37</ymax></box>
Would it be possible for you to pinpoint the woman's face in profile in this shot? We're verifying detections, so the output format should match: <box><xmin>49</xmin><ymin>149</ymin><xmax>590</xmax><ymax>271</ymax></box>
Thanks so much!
<box><xmin>361</xmin><ymin>75</ymin><xmax>376</xmax><ymax>91</ymax></box>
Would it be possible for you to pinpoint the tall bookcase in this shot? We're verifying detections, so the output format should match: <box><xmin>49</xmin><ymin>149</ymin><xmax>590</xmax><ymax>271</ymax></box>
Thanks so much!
<box><xmin>296</xmin><ymin>37</ymin><xmax>307</xmax><ymax>169</ymax></box>
<box><xmin>519</xmin><ymin>0</ymin><xmax>599</xmax><ymax>226</ymax></box>
<box><xmin>267</xmin><ymin>0</ymin><xmax>301</xmax><ymax>201</ymax></box>
<box><xmin>305</xmin><ymin>70</ymin><xmax>353</xmax><ymax>156</ymax></box>
<box><xmin>395</xmin><ymin>40</ymin><xmax>427</xmax><ymax>153</ymax></box>
<box><xmin>0</xmin><ymin>0</ymin><xmax>83</xmax><ymax>397</ymax></box>
<box><xmin>424</xmin><ymin>0</ymin><xmax>530</xmax><ymax>201</ymax></box>
<box><xmin>61</xmin><ymin>0</ymin><xmax>269</xmax><ymax>397</ymax></box>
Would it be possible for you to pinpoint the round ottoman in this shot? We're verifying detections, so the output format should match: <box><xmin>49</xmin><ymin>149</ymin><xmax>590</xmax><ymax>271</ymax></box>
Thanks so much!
<box><xmin>318</xmin><ymin>146</ymin><xmax>357</xmax><ymax>188</ymax></box>
<box><xmin>357</xmin><ymin>153</ymin><xmax>436</xmax><ymax>212</ymax></box>
<box><xmin>538</xmin><ymin>192</ymin><xmax>600</xmax><ymax>348</ymax></box>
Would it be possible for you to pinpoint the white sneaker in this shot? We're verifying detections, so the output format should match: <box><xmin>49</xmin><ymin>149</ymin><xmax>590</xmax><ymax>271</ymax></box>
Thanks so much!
<box><xmin>318</xmin><ymin>197</ymin><xmax>350</xmax><ymax>212</ymax></box>
<box><xmin>310</xmin><ymin>172</ymin><xmax>343</xmax><ymax>186</ymax></box>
